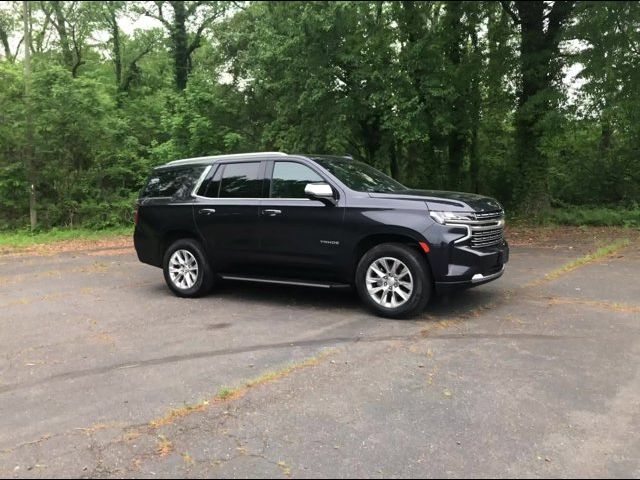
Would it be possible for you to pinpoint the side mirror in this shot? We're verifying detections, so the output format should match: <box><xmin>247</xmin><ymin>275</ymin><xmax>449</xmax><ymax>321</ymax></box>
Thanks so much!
<box><xmin>304</xmin><ymin>183</ymin><xmax>336</xmax><ymax>206</ymax></box>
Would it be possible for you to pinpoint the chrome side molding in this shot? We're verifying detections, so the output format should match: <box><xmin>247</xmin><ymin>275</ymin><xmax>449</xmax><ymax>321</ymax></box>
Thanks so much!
<box><xmin>220</xmin><ymin>275</ymin><xmax>349</xmax><ymax>289</ymax></box>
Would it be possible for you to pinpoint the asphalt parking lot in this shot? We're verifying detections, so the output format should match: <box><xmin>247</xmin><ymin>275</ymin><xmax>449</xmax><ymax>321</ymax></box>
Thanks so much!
<box><xmin>1</xmin><ymin>231</ymin><xmax>639</xmax><ymax>478</ymax></box>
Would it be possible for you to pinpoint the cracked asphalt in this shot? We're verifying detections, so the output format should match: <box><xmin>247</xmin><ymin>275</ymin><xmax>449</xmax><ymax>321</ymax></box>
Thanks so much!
<box><xmin>0</xmin><ymin>232</ymin><xmax>639</xmax><ymax>478</ymax></box>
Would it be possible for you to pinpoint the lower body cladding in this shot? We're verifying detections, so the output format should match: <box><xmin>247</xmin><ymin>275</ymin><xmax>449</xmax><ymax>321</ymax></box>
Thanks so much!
<box><xmin>427</xmin><ymin>241</ymin><xmax>509</xmax><ymax>294</ymax></box>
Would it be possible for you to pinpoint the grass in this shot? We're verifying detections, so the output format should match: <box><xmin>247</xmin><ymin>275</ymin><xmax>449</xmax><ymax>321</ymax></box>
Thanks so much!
<box><xmin>181</xmin><ymin>452</ymin><xmax>194</xmax><ymax>464</ymax></box>
<box><xmin>543</xmin><ymin>207</ymin><xmax>640</xmax><ymax>227</ymax></box>
<box><xmin>216</xmin><ymin>387</ymin><xmax>234</xmax><ymax>400</ymax></box>
<box><xmin>155</xmin><ymin>434</ymin><xmax>174</xmax><ymax>456</ymax></box>
<box><xmin>547</xmin><ymin>296</ymin><xmax>640</xmax><ymax>314</ymax></box>
<box><xmin>0</xmin><ymin>226</ymin><xmax>132</xmax><ymax>250</ymax></box>
<box><xmin>509</xmin><ymin>206</ymin><xmax>640</xmax><ymax>228</ymax></box>
<box><xmin>148</xmin><ymin>402</ymin><xmax>209</xmax><ymax>428</ymax></box>
<box><xmin>527</xmin><ymin>238</ymin><xmax>630</xmax><ymax>287</ymax></box>
<box><xmin>277</xmin><ymin>460</ymin><xmax>292</xmax><ymax>476</ymax></box>
<box><xmin>148</xmin><ymin>349</ymin><xmax>336</xmax><ymax>429</ymax></box>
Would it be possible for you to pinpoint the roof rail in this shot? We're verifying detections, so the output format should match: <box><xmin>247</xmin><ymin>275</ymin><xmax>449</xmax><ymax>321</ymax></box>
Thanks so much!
<box><xmin>166</xmin><ymin>152</ymin><xmax>287</xmax><ymax>166</ymax></box>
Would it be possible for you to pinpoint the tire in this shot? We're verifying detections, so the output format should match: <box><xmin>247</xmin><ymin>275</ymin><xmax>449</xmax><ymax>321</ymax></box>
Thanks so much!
<box><xmin>355</xmin><ymin>243</ymin><xmax>432</xmax><ymax>319</ymax></box>
<box><xmin>163</xmin><ymin>238</ymin><xmax>215</xmax><ymax>298</ymax></box>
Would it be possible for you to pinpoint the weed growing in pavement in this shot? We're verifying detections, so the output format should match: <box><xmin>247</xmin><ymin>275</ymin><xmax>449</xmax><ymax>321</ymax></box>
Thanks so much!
<box><xmin>155</xmin><ymin>435</ymin><xmax>173</xmax><ymax>456</ymax></box>
<box><xmin>148</xmin><ymin>349</ymin><xmax>336</xmax><ymax>429</ymax></box>
<box><xmin>527</xmin><ymin>238</ymin><xmax>630</xmax><ymax>287</ymax></box>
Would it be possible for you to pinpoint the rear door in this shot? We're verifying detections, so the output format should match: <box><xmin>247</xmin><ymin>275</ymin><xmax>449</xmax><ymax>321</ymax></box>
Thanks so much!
<box><xmin>194</xmin><ymin>161</ymin><xmax>265</xmax><ymax>272</ymax></box>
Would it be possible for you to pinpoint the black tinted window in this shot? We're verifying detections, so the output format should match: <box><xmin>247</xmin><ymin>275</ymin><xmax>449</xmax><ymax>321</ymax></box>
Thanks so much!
<box><xmin>199</xmin><ymin>166</ymin><xmax>221</xmax><ymax>198</ymax></box>
<box><xmin>141</xmin><ymin>166</ymin><xmax>205</xmax><ymax>199</ymax></box>
<box><xmin>271</xmin><ymin>162</ymin><xmax>323</xmax><ymax>198</ymax></box>
<box><xmin>312</xmin><ymin>157</ymin><xmax>406</xmax><ymax>193</ymax></box>
<box><xmin>219</xmin><ymin>162</ymin><xmax>262</xmax><ymax>198</ymax></box>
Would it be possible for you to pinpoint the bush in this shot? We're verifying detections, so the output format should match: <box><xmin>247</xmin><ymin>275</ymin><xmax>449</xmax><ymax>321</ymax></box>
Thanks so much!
<box><xmin>537</xmin><ymin>207</ymin><xmax>640</xmax><ymax>228</ymax></box>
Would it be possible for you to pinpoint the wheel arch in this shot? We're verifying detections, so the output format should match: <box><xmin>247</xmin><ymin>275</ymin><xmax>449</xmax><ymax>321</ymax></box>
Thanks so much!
<box><xmin>351</xmin><ymin>230</ymin><xmax>434</xmax><ymax>282</ymax></box>
<box><xmin>160</xmin><ymin>229</ymin><xmax>203</xmax><ymax>259</ymax></box>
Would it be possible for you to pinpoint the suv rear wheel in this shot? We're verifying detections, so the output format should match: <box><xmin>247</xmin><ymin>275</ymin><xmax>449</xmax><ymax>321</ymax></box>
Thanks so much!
<box><xmin>355</xmin><ymin>243</ymin><xmax>431</xmax><ymax>318</ymax></box>
<box><xmin>163</xmin><ymin>238</ymin><xmax>214</xmax><ymax>297</ymax></box>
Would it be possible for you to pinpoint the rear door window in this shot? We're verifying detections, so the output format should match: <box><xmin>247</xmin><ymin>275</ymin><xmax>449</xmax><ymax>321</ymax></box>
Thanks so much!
<box><xmin>218</xmin><ymin>162</ymin><xmax>262</xmax><ymax>198</ymax></box>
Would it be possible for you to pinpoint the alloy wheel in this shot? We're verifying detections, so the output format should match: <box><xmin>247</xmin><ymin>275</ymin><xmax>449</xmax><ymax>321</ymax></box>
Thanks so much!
<box><xmin>365</xmin><ymin>256</ymin><xmax>414</xmax><ymax>308</ymax></box>
<box><xmin>168</xmin><ymin>249</ymin><xmax>199</xmax><ymax>289</ymax></box>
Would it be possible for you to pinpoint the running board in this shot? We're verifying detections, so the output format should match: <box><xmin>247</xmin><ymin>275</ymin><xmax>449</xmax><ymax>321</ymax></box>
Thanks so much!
<box><xmin>219</xmin><ymin>274</ymin><xmax>350</xmax><ymax>289</ymax></box>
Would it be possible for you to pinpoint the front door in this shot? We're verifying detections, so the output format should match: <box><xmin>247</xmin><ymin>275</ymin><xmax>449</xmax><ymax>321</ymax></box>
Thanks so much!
<box><xmin>194</xmin><ymin>161</ymin><xmax>264</xmax><ymax>272</ymax></box>
<box><xmin>257</xmin><ymin>160</ymin><xmax>345</xmax><ymax>280</ymax></box>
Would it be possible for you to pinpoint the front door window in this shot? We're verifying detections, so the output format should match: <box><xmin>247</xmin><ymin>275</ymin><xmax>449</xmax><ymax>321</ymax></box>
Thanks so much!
<box><xmin>270</xmin><ymin>162</ymin><xmax>323</xmax><ymax>198</ymax></box>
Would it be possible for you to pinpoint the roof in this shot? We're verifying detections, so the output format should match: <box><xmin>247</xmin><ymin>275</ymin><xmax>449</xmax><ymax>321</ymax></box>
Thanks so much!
<box><xmin>161</xmin><ymin>152</ymin><xmax>288</xmax><ymax>168</ymax></box>
<box><xmin>156</xmin><ymin>152</ymin><xmax>354</xmax><ymax>169</ymax></box>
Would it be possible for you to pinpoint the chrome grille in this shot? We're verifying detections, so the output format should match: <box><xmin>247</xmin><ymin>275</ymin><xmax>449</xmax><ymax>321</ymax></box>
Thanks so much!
<box><xmin>469</xmin><ymin>211</ymin><xmax>504</xmax><ymax>248</ymax></box>
<box><xmin>443</xmin><ymin>210</ymin><xmax>505</xmax><ymax>248</ymax></box>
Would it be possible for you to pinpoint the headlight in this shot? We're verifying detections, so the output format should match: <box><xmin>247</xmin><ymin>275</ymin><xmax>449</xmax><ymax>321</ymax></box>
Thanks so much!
<box><xmin>429</xmin><ymin>211</ymin><xmax>476</xmax><ymax>225</ymax></box>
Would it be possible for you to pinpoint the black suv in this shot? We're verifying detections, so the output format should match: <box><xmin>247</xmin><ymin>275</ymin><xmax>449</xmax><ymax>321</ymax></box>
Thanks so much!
<box><xmin>134</xmin><ymin>152</ymin><xmax>508</xmax><ymax>318</ymax></box>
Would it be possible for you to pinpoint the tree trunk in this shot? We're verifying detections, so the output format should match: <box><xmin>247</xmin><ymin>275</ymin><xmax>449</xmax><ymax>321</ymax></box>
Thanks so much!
<box><xmin>511</xmin><ymin>0</ymin><xmax>574</xmax><ymax>213</ymax></box>
<box><xmin>23</xmin><ymin>1</ymin><xmax>36</xmax><ymax>230</ymax></box>
<box><xmin>0</xmin><ymin>24</ymin><xmax>12</xmax><ymax>61</ymax></box>
<box><xmin>110</xmin><ymin>10</ymin><xmax>122</xmax><ymax>89</ymax></box>
<box><xmin>360</xmin><ymin>116</ymin><xmax>382</xmax><ymax>165</ymax></box>
<box><xmin>599</xmin><ymin>120</ymin><xmax>612</xmax><ymax>153</ymax></box>
<box><xmin>390</xmin><ymin>141</ymin><xmax>399</xmax><ymax>180</ymax></box>
<box><xmin>445</xmin><ymin>1</ymin><xmax>466</xmax><ymax>190</ymax></box>
<box><xmin>52</xmin><ymin>1</ymin><xmax>74</xmax><ymax>71</ymax></box>
<box><xmin>107</xmin><ymin>7</ymin><xmax>125</xmax><ymax>107</ymax></box>
<box><xmin>170</xmin><ymin>1</ymin><xmax>189</xmax><ymax>91</ymax></box>
<box><xmin>515</xmin><ymin>2</ymin><xmax>548</xmax><ymax>212</ymax></box>
<box><xmin>469</xmin><ymin>23</ymin><xmax>481</xmax><ymax>194</ymax></box>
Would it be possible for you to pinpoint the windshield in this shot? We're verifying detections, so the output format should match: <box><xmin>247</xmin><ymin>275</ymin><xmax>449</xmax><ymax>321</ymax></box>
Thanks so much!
<box><xmin>312</xmin><ymin>157</ymin><xmax>407</xmax><ymax>193</ymax></box>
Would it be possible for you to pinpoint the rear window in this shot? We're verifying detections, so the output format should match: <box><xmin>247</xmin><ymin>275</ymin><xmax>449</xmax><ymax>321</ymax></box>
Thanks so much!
<box><xmin>141</xmin><ymin>166</ymin><xmax>206</xmax><ymax>199</ymax></box>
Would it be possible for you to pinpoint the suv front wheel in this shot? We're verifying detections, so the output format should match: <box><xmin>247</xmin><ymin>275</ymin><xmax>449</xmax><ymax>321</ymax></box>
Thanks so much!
<box><xmin>163</xmin><ymin>238</ymin><xmax>214</xmax><ymax>297</ymax></box>
<box><xmin>355</xmin><ymin>243</ymin><xmax>432</xmax><ymax>318</ymax></box>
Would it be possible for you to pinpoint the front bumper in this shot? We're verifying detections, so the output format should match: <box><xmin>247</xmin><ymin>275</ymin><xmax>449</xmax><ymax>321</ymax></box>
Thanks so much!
<box><xmin>471</xmin><ymin>265</ymin><xmax>505</xmax><ymax>284</ymax></box>
<box><xmin>432</xmin><ymin>240</ymin><xmax>509</xmax><ymax>294</ymax></box>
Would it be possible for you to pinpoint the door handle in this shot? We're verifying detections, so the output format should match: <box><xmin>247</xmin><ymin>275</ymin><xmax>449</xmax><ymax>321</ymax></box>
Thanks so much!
<box><xmin>198</xmin><ymin>208</ymin><xmax>216</xmax><ymax>215</ymax></box>
<box><xmin>262</xmin><ymin>209</ymin><xmax>282</xmax><ymax>216</ymax></box>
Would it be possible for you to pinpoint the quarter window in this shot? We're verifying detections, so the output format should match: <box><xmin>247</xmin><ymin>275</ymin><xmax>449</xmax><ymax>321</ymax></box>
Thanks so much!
<box><xmin>141</xmin><ymin>166</ymin><xmax>206</xmax><ymax>199</ymax></box>
<box><xmin>270</xmin><ymin>162</ymin><xmax>323</xmax><ymax>198</ymax></box>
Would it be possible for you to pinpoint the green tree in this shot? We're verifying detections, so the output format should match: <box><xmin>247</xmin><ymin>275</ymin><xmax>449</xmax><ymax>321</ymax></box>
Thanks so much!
<box><xmin>41</xmin><ymin>0</ymin><xmax>96</xmax><ymax>77</ymax></box>
<box><xmin>501</xmin><ymin>0</ymin><xmax>576</xmax><ymax>213</ymax></box>
<box><xmin>137</xmin><ymin>1</ymin><xmax>227</xmax><ymax>90</ymax></box>
<box><xmin>0</xmin><ymin>2</ymin><xmax>21</xmax><ymax>62</ymax></box>
<box><xmin>1</xmin><ymin>0</ymin><xmax>639</xmax><ymax>229</ymax></box>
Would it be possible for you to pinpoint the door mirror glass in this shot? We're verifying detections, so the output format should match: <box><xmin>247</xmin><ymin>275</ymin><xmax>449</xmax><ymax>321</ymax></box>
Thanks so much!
<box><xmin>304</xmin><ymin>183</ymin><xmax>334</xmax><ymax>199</ymax></box>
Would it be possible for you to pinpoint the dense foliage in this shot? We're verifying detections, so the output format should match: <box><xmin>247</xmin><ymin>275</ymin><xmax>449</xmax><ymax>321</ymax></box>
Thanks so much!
<box><xmin>0</xmin><ymin>1</ymin><xmax>638</xmax><ymax>229</ymax></box>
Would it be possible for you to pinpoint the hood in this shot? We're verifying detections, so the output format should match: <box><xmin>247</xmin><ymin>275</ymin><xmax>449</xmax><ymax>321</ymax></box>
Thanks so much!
<box><xmin>368</xmin><ymin>189</ymin><xmax>503</xmax><ymax>213</ymax></box>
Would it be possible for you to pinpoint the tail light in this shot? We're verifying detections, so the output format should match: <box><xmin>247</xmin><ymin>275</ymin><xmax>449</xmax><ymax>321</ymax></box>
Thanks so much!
<box><xmin>134</xmin><ymin>206</ymin><xmax>139</xmax><ymax>225</ymax></box>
